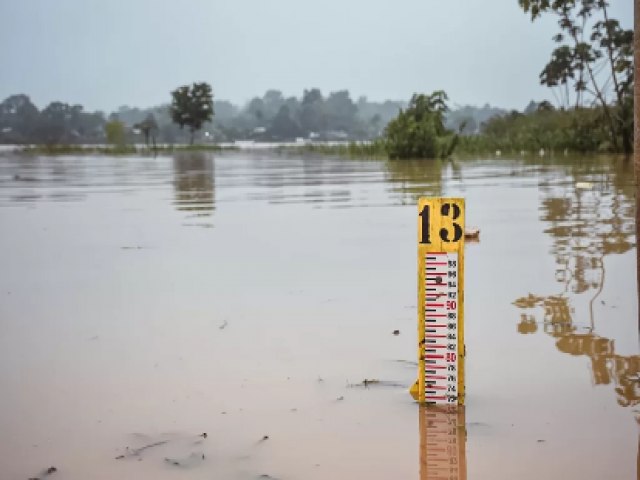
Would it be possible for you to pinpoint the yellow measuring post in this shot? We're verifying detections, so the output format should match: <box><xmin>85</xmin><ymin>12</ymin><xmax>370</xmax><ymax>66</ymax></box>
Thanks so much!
<box><xmin>410</xmin><ymin>197</ymin><xmax>465</xmax><ymax>405</ymax></box>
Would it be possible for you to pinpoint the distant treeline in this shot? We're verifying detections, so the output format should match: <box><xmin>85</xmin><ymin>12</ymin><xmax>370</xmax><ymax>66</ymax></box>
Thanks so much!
<box><xmin>0</xmin><ymin>90</ymin><xmax>404</xmax><ymax>145</ymax></box>
<box><xmin>1</xmin><ymin>91</ymin><xmax>628</xmax><ymax>154</ymax></box>
<box><xmin>0</xmin><ymin>90</ymin><xmax>513</xmax><ymax>146</ymax></box>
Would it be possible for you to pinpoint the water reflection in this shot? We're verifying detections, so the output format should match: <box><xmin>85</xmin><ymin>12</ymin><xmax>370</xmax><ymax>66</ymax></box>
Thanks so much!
<box><xmin>384</xmin><ymin>158</ymin><xmax>444</xmax><ymax>204</ymax></box>
<box><xmin>419</xmin><ymin>405</ymin><xmax>467</xmax><ymax>480</ymax></box>
<box><xmin>513</xmin><ymin>168</ymin><xmax>637</xmax><ymax>406</ymax></box>
<box><xmin>172</xmin><ymin>152</ymin><xmax>215</xmax><ymax>215</ymax></box>
<box><xmin>540</xmin><ymin>183</ymin><xmax>634</xmax><ymax>295</ymax></box>
<box><xmin>515</xmin><ymin>294</ymin><xmax>640</xmax><ymax>407</ymax></box>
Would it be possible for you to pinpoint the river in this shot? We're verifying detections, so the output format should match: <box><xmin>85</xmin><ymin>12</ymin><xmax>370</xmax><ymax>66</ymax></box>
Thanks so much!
<box><xmin>0</xmin><ymin>150</ymin><xmax>637</xmax><ymax>479</ymax></box>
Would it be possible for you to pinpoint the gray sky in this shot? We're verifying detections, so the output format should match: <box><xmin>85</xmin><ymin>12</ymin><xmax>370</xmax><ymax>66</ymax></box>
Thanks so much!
<box><xmin>0</xmin><ymin>0</ymin><xmax>633</xmax><ymax>112</ymax></box>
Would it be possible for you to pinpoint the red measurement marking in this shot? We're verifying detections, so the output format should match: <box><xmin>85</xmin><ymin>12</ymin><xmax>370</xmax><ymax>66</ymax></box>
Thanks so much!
<box><xmin>426</xmin><ymin>272</ymin><xmax>446</xmax><ymax>276</ymax></box>
<box><xmin>426</xmin><ymin>375</ymin><xmax>446</xmax><ymax>380</ymax></box>
<box><xmin>430</xmin><ymin>385</ymin><xmax>447</xmax><ymax>390</ymax></box>
<box><xmin>425</xmin><ymin>345</ymin><xmax>446</xmax><ymax>349</ymax></box>
<box><xmin>425</xmin><ymin>365</ymin><xmax>446</xmax><ymax>370</ymax></box>
<box><xmin>425</xmin><ymin>355</ymin><xmax>444</xmax><ymax>359</ymax></box>
<box><xmin>425</xmin><ymin>303</ymin><xmax>444</xmax><ymax>307</ymax></box>
<box><xmin>424</xmin><ymin>324</ymin><xmax>446</xmax><ymax>327</ymax></box>
<box><xmin>426</xmin><ymin>314</ymin><xmax>447</xmax><ymax>317</ymax></box>
<box><xmin>425</xmin><ymin>283</ymin><xmax>447</xmax><ymax>286</ymax></box>
<box><xmin>427</xmin><ymin>262</ymin><xmax>447</xmax><ymax>265</ymax></box>
<box><xmin>426</xmin><ymin>396</ymin><xmax>447</xmax><ymax>400</ymax></box>
<box><xmin>425</xmin><ymin>334</ymin><xmax>447</xmax><ymax>338</ymax></box>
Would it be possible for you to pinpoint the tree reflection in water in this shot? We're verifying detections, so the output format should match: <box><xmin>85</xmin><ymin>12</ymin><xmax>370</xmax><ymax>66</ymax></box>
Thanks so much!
<box><xmin>515</xmin><ymin>294</ymin><xmax>640</xmax><ymax>407</ymax></box>
<box><xmin>514</xmin><ymin>172</ymin><xmax>637</xmax><ymax>406</ymax></box>
<box><xmin>172</xmin><ymin>152</ymin><xmax>215</xmax><ymax>216</ymax></box>
<box><xmin>384</xmin><ymin>158</ymin><xmax>444</xmax><ymax>204</ymax></box>
<box><xmin>513</xmin><ymin>167</ymin><xmax>638</xmax><ymax>475</ymax></box>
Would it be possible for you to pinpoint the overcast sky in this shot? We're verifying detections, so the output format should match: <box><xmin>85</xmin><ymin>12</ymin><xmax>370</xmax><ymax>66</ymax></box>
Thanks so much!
<box><xmin>0</xmin><ymin>0</ymin><xmax>633</xmax><ymax>112</ymax></box>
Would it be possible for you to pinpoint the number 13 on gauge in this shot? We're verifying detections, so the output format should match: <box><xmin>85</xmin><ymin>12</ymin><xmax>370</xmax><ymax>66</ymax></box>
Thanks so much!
<box><xmin>410</xmin><ymin>197</ymin><xmax>465</xmax><ymax>405</ymax></box>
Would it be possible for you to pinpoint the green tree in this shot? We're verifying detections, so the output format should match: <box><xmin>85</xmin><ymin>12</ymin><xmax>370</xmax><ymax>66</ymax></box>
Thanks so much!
<box><xmin>105</xmin><ymin>120</ymin><xmax>126</xmax><ymax>146</ymax></box>
<box><xmin>325</xmin><ymin>90</ymin><xmax>357</xmax><ymax>133</ymax></box>
<box><xmin>519</xmin><ymin>0</ymin><xmax>634</xmax><ymax>154</ymax></box>
<box><xmin>135</xmin><ymin>113</ymin><xmax>158</xmax><ymax>147</ymax></box>
<box><xmin>268</xmin><ymin>105</ymin><xmax>302</xmax><ymax>140</ymax></box>
<box><xmin>262</xmin><ymin>90</ymin><xmax>285</xmax><ymax>119</ymax></box>
<box><xmin>34</xmin><ymin>102</ymin><xmax>79</xmax><ymax>144</ymax></box>
<box><xmin>384</xmin><ymin>91</ymin><xmax>458</xmax><ymax>159</ymax></box>
<box><xmin>170</xmin><ymin>82</ymin><xmax>214</xmax><ymax>144</ymax></box>
<box><xmin>299</xmin><ymin>88</ymin><xmax>326</xmax><ymax>135</ymax></box>
<box><xmin>0</xmin><ymin>94</ymin><xmax>39</xmax><ymax>143</ymax></box>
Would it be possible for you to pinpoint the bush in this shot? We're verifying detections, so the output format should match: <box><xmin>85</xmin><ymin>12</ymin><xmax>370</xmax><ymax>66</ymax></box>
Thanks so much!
<box><xmin>384</xmin><ymin>92</ymin><xmax>458</xmax><ymax>159</ymax></box>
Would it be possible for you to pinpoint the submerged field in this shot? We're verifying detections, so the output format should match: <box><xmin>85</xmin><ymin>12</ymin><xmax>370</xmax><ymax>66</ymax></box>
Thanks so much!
<box><xmin>0</xmin><ymin>151</ymin><xmax>637</xmax><ymax>479</ymax></box>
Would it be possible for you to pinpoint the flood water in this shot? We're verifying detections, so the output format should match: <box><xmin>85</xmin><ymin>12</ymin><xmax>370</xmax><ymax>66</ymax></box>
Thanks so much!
<box><xmin>0</xmin><ymin>151</ymin><xmax>637</xmax><ymax>480</ymax></box>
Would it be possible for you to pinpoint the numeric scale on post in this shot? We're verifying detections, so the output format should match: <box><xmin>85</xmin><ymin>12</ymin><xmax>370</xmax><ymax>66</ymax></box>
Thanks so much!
<box><xmin>410</xmin><ymin>198</ymin><xmax>467</xmax><ymax>480</ymax></box>
<box><xmin>410</xmin><ymin>197</ymin><xmax>465</xmax><ymax>405</ymax></box>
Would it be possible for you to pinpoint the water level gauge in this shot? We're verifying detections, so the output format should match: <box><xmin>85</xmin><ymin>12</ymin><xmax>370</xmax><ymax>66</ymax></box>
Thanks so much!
<box><xmin>411</xmin><ymin>198</ymin><xmax>465</xmax><ymax>405</ymax></box>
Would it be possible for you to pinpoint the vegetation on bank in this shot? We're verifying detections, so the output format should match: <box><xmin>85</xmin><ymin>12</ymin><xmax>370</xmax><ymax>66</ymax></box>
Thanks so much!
<box><xmin>286</xmin><ymin>103</ymin><xmax>631</xmax><ymax>158</ymax></box>
<box><xmin>170</xmin><ymin>83</ymin><xmax>214</xmax><ymax>144</ymax></box>
<box><xmin>290</xmin><ymin>91</ymin><xmax>460</xmax><ymax>160</ymax></box>
<box><xmin>457</xmin><ymin>104</ymin><xmax>627</xmax><ymax>155</ymax></box>
<box><xmin>384</xmin><ymin>92</ymin><xmax>458</xmax><ymax>159</ymax></box>
<box><xmin>518</xmin><ymin>0</ymin><xmax>633</xmax><ymax>154</ymax></box>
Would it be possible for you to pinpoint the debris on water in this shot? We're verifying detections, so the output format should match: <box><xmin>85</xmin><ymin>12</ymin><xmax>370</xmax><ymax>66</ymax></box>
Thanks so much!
<box><xmin>200</xmin><ymin>432</ymin><xmax>207</xmax><ymax>438</ymax></box>
<box><xmin>317</xmin><ymin>376</ymin><xmax>324</xmax><ymax>383</ymax></box>
<box><xmin>164</xmin><ymin>452</ymin><xmax>206</xmax><ymax>468</ymax></box>
<box><xmin>219</xmin><ymin>320</ymin><xmax>228</xmax><ymax>330</ymax></box>
<box><xmin>337</xmin><ymin>396</ymin><xmax>344</xmax><ymax>401</ymax></box>
<box><xmin>576</xmin><ymin>182</ymin><xmax>593</xmax><ymax>190</ymax></box>
<box><xmin>537</xmin><ymin>439</ymin><xmax>546</xmax><ymax>443</ymax></box>
<box><xmin>464</xmin><ymin>228</ymin><xmax>480</xmax><ymax>240</ymax></box>
<box><xmin>392</xmin><ymin>330</ymin><xmax>400</xmax><ymax>336</ymax></box>
<box><xmin>115</xmin><ymin>440</ymin><xmax>168</xmax><ymax>459</ymax></box>
<box><xmin>120</xmin><ymin>246</ymin><xmax>144</xmax><ymax>250</ymax></box>
<box><xmin>392</xmin><ymin>359</ymin><xmax>418</xmax><ymax>367</ymax></box>
<box><xmin>348</xmin><ymin>379</ymin><xmax>406</xmax><ymax>388</ymax></box>
<box><xmin>28</xmin><ymin>466</ymin><xmax>58</xmax><ymax>479</ymax></box>
<box><xmin>14</xmin><ymin>175</ymin><xmax>38</xmax><ymax>182</ymax></box>
<box><xmin>261</xmin><ymin>435</ymin><xmax>269</xmax><ymax>441</ymax></box>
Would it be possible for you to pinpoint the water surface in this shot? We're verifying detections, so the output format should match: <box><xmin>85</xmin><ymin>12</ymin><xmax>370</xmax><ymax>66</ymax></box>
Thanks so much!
<box><xmin>0</xmin><ymin>151</ymin><xmax>637</xmax><ymax>479</ymax></box>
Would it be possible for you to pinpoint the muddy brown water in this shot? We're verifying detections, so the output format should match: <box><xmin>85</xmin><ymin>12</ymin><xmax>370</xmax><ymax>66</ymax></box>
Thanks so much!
<box><xmin>0</xmin><ymin>151</ymin><xmax>637</xmax><ymax>480</ymax></box>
